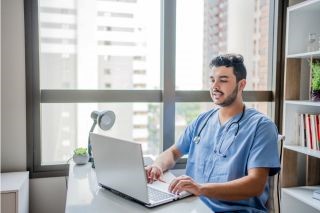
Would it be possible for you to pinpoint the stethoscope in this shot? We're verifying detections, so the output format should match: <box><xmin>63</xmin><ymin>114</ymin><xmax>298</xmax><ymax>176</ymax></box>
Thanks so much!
<box><xmin>192</xmin><ymin>105</ymin><xmax>246</xmax><ymax>157</ymax></box>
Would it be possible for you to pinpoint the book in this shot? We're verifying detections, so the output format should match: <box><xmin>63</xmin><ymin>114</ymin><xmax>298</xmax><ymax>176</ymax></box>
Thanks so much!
<box><xmin>297</xmin><ymin>113</ymin><xmax>302</xmax><ymax>146</ymax></box>
<box><xmin>299</xmin><ymin>114</ymin><xmax>306</xmax><ymax>147</ymax></box>
<box><xmin>303</xmin><ymin>114</ymin><xmax>307</xmax><ymax>147</ymax></box>
<box><xmin>316</xmin><ymin>115</ymin><xmax>320</xmax><ymax>150</ymax></box>
<box><xmin>305</xmin><ymin>114</ymin><xmax>312</xmax><ymax>149</ymax></box>
<box><xmin>310</xmin><ymin>115</ymin><xmax>318</xmax><ymax>150</ymax></box>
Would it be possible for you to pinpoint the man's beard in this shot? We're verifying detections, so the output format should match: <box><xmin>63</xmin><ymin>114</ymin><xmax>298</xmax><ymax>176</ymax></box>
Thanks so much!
<box><xmin>215</xmin><ymin>84</ymin><xmax>239</xmax><ymax>107</ymax></box>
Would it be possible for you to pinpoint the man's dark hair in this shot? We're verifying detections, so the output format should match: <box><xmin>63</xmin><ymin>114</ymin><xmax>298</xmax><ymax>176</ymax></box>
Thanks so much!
<box><xmin>209</xmin><ymin>53</ymin><xmax>247</xmax><ymax>82</ymax></box>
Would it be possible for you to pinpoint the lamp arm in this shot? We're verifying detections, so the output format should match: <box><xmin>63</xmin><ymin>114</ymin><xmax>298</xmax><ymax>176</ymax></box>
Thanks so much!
<box><xmin>89</xmin><ymin>121</ymin><xmax>97</xmax><ymax>133</ymax></box>
<box><xmin>88</xmin><ymin>121</ymin><xmax>97</xmax><ymax>160</ymax></box>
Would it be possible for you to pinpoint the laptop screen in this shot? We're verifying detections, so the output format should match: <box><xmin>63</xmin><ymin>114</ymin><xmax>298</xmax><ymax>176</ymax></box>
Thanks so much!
<box><xmin>90</xmin><ymin>133</ymin><xmax>150</xmax><ymax>203</ymax></box>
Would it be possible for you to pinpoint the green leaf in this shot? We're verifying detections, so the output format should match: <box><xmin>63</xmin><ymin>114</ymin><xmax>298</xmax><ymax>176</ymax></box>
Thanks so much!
<box><xmin>312</xmin><ymin>61</ymin><xmax>320</xmax><ymax>91</ymax></box>
<box><xmin>74</xmin><ymin>147</ymin><xmax>88</xmax><ymax>156</ymax></box>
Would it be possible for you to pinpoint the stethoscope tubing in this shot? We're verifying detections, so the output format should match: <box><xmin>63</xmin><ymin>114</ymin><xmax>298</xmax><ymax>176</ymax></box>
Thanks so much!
<box><xmin>193</xmin><ymin>105</ymin><xmax>245</xmax><ymax>144</ymax></box>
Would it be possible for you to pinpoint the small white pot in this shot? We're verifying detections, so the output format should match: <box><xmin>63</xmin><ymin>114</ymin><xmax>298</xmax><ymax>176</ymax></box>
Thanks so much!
<box><xmin>73</xmin><ymin>154</ymin><xmax>89</xmax><ymax>165</ymax></box>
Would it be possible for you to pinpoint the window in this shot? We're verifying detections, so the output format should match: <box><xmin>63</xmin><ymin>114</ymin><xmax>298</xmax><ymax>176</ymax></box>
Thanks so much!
<box><xmin>175</xmin><ymin>0</ymin><xmax>276</xmax><ymax>140</ymax></box>
<box><xmin>41</xmin><ymin>103</ymin><xmax>161</xmax><ymax>165</ymax></box>
<box><xmin>104</xmin><ymin>69</ymin><xmax>111</xmax><ymax>75</ymax></box>
<box><xmin>39</xmin><ymin>0</ymin><xmax>160</xmax><ymax>90</ymax></box>
<box><xmin>104</xmin><ymin>83</ymin><xmax>111</xmax><ymax>88</ymax></box>
<box><xmin>176</xmin><ymin>0</ymin><xmax>272</xmax><ymax>92</ymax></box>
<box><xmin>25</xmin><ymin>0</ymin><xmax>280</xmax><ymax>177</ymax></box>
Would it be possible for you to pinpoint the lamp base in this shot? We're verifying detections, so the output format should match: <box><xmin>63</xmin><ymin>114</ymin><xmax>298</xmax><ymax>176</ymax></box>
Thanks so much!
<box><xmin>89</xmin><ymin>157</ymin><xmax>95</xmax><ymax>168</ymax></box>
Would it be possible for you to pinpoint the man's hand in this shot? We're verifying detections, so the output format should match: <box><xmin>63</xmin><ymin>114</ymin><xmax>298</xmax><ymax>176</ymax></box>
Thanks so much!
<box><xmin>145</xmin><ymin>164</ymin><xmax>163</xmax><ymax>183</ymax></box>
<box><xmin>169</xmin><ymin>175</ymin><xmax>202</xmax><ymax>196</ymax></box>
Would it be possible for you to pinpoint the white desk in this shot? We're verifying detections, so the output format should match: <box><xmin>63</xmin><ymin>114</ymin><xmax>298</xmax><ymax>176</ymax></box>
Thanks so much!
<box><xmin>65</xmin><ymin>163</ymin><xmax>212</xmax><ymax>213</ymax></box>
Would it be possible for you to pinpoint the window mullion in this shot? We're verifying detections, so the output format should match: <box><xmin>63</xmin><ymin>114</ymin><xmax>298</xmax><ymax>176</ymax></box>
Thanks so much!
<box><xmin>161</xmin><ymin>0</ymin><xmax>176</xmax><ymax>151</ymax></box>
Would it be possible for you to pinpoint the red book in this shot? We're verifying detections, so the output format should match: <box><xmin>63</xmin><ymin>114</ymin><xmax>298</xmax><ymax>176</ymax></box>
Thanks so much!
<box><xmin>305</xmin><ymin>114</ymin><xmax>310</xmax><ymax>149</ymax></box>
<box><xmin>317</xmin><ymin>115</ymin><xmax>320</xmax><ymax>150</ymax></box>
<box><xmin>307</xmin><ymin>114</ymin><xmax>313</xmax><ymax>150</ymax></box>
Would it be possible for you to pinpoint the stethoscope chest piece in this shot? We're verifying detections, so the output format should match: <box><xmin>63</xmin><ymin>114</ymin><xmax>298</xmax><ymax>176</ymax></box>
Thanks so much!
<box><xmin>193</xmin><ymin>136</ymin><xmax>201</xmax><ymax>144</ymax></box>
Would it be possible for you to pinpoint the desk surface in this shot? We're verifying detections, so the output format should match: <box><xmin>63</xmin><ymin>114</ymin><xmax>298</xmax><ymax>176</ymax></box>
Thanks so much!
<box><xmin>65</xmin><ymin>163</ymin><xmax>212</xmax><ymax>213</ymax></box>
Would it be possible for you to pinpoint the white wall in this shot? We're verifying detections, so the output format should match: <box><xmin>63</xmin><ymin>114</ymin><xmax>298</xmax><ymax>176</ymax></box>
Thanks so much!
<box><xmin>1</xmin><ymin>0</ymin><xmax>2</xmax><ymax>165</ymax></box>
<box><xmin>30</xmin><ymin>177</ymin><xmax>66</xmax><ymax>213</ymax></box>
<box><xmin>1</xmin><ymin>0</ymin><xmax>26</xmax><ymax>172</ymax></box>
<box><xmin>1</xmin><ymin>0</ymin><xmax>66</xmax><ymax>212</ymax></box>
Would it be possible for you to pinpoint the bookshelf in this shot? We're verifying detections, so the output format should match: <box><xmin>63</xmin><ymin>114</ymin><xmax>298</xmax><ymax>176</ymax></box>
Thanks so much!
<box><xmin>281</xmin><ymin>0</ymin><xmax>320</xmax><ymax>212</ymax></box>
<box><xmin>284</xmin><ymin>145</ymin><xmax>320</xmax><ymax>159</ymax></box>
<box><xmin>282</xmin><ymin>186</ymin><xmax>320</xmax><ymax>212</ymax></box>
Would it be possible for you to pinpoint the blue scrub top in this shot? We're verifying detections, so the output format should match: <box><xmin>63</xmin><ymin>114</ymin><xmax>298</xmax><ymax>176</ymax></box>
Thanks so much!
<box><xmin>176</xmin><ymin>106</ymin><xmax>280</xmax><ymax>213</ymax></box>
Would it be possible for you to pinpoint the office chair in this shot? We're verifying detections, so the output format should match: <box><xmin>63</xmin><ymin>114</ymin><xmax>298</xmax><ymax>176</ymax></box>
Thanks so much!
<box><xmin>266</xmin><ymin>134</ymin><xmax>285</xmax><ymax>213</ymax></box>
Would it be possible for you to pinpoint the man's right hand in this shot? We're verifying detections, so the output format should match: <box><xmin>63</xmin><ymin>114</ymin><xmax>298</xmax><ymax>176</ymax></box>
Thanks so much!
<box><xmin>145</xmin><ymin>164</ymin><xmax>163</xmax><ymax>183</ymax></box>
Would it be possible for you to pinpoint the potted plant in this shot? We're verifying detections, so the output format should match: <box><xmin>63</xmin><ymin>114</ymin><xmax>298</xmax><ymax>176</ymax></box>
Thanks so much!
<box><xmin>311</xmin><ymin>61</ymin><xmax>320</xmax><ymax>101</ymax></box>
<box><xmin>73</xmin><ymin>147</ymin><xmax>89</xmax><ymax>165</ymax></box>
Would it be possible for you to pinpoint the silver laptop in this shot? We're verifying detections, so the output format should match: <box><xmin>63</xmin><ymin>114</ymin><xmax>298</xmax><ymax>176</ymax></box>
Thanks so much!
<box><xmin>90</xmin><ymin>133</ymin><xmax>191</xmax><ymax>207</ymax></box>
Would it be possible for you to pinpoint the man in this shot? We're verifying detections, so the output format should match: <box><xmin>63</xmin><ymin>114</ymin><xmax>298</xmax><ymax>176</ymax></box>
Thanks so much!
<box><xmin>145</xmin><ymin>53</ymin><xmax>280</xmax><ymax>212</ymax></box>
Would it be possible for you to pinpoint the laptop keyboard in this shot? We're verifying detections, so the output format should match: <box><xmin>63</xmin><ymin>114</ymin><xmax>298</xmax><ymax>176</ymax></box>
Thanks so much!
<box><xmin>148</xmin><ymin>187</ymin><xmax>175</xmax><ymax>201</ymax></box>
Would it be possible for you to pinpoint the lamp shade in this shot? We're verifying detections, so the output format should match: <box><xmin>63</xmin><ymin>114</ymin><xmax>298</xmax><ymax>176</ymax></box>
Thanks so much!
<box><xmin>91</xmin><ymin>110</ymin><xmax>116</xmax><ymax>131</ymax></box>
<box><xmin>98</xmin><ymin>111</ymin><xmax>116</xmax><ymax>130</ymax></box>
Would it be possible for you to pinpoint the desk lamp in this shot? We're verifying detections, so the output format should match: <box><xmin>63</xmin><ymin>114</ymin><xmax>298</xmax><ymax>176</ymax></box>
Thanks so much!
<box><xmin>88</xmin><ymin>110</ymin><xmax>116</xmax><ymax>167</ymax></box>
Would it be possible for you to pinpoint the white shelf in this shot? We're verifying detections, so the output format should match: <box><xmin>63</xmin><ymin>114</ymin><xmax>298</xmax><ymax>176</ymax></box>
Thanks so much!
<box><xmin>1</xmin><ymin>171</ymin><xmax>29</xmax><ymax>192</ymax></box>
<box><xmin>283</xmin><ymin>1</ymin><xmax>320</xmax><ymax>212</ymax></box>
<box><xmin>284</xmin><ymin>145</ymin><xmax>320</xmax><ymax>158</ymax></box>
<box><xmin>286</xmin><ymin>0</ymin><xmax>320</xmax><ymax>56</ymax></box>
<box><xmin>285</xmin><ymin>100</ymin><xmax>320</xmax><ymax>106</ymax></box>
<box><xmin>282</xmin><ymin>186</ymin><xmax>320</xmax><ymax>211</ymax></box>
<box><xmin>287</xmin><ymin>51</ymin><xmax>320</xmax><ymax>58</ymax></box>
<box><xmin>288</xmin><ymin>0</ymin><xmax>320</xmax><ymax>12</ymax></box>
<box><xmin>1</xmin><ymin>172</ymin><xmax>29</xmax><ymax>213</ymax></box>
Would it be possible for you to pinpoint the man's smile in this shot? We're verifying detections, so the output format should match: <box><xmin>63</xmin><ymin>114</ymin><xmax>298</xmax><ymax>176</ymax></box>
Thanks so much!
<box><xmin>212</xmin><ymin>90</ymin><xmax>224</xmax><ymax>99</ymax></box>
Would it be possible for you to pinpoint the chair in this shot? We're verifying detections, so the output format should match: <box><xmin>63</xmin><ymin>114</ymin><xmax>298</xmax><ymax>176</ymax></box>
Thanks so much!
<box><xmin>266</xmin><ymin>134</ymin><xmax>285</xmax><ymax>213</ymax></box>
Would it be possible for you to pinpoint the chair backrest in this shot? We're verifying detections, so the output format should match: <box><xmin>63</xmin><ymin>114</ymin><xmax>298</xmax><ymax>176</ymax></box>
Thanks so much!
<box><xmin>266</xmin><ymin>134</ymin><xmax>285</xmax><ymax>213</ymax></box>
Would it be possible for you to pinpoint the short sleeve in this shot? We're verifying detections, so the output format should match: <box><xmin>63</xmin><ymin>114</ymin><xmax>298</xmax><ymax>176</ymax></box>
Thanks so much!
<box><xmin>247</xmin><ymin>119</ymin><xmax>280</xmax><ymax>176</ymax></box>
<box><xmin>175</xmin><ymin>120</ymin><xmax>196</xmax><ymax>155</ymax></box>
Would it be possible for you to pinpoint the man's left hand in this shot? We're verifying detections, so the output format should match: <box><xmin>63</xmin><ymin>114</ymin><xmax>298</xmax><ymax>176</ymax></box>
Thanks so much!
<box><xmin>168</xmin><ymin>175</ymin><xmax>202</xmax><ymax>196</ymax></box>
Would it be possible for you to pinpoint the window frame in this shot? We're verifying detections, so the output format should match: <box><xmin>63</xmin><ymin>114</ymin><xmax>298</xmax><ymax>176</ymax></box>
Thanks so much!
<box><xmin>25</xmin><ymin>0</ymin><xmax>284</xmax><ymax>178</ymax></box>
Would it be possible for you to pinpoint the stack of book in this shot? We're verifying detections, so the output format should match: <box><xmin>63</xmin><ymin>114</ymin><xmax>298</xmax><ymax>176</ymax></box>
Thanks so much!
<box><xmin>297</xmin><ymin>113</ymin><xmax>320</xmax><ymax>150</ymax></box>
<box><xmin>313</xmin><ymin>189</ymin><xmax>320</xmax><ymax>201</ymax></box>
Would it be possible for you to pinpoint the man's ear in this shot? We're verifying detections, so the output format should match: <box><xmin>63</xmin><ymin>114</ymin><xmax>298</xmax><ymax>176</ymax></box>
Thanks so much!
<box><xmin>238</xmin><ymin>79</ymin><xmax>246</xmax><ymax>92</ymax></box>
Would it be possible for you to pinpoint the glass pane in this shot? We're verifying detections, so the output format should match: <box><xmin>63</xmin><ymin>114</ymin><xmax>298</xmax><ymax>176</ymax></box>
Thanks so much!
<box><xmin>41</xmin><ymin>103</ymin><xmax>161</xmax><ymax>165</ymax></box>
<box><xmin>176</xmin><ymin>0</ymin><xmax>272</xmax><ymax>91</ymax></box>
<box><xmin>175</xmin><ymin>103</ymin><xmax>214</xmax><ymax>141</ymax></box>
<box><xmin>38</xmin><ymin>0</ymin><xmax>160</xmax><ymax>90</ymax></box>
<box><xmin>175</xmin><ymin>102</ymin><xmax>271</xmax><ymax>142</ymax></box>
<box><xmin>244</xmin><ymin>102</ymin><xmax>271</xmax><ymax>117</ymax></box>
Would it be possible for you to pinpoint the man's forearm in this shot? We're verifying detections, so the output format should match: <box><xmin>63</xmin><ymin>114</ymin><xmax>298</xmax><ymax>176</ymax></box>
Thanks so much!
<box><xmin>199</xmin><ymin>168</ymin><xmax>269</xmax><ymax>201</ymax></box>
<box><xmin>153</xmin><ymin>145</ymin><xmax>181</xmax><ymax>172</ymax></box>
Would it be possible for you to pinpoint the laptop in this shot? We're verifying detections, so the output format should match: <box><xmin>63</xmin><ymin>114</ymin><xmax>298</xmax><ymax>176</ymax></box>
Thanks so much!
<box><xmin>90</xmin><ymin>133</ymin><xmax>192</xmax><ymax>207</ymax></box>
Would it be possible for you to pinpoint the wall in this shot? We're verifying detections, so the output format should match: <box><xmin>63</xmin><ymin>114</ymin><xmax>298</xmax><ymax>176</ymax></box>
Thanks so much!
<box><xmin>1</xmin><ymin>0</ymin><xmax>26</xmax><ymax>172</ymax></box>
<box><xmin>289</xmin><ymin>0</ymin><xmax>305</xmax><ymax>6</ymax></box>
<box><xmin>1</xmin><ymin>0</ymin><xmax>66</xmax><ymax>212</ymax></box>
<box><xmin>0</xmin><ymin>1</ymin><xmax>2</xmax><ymax>163</ymax></box>
<box><xmin>30</xmin><ymin>177</ymin><xmax>66</xmax><ymax>213</ymax></box>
